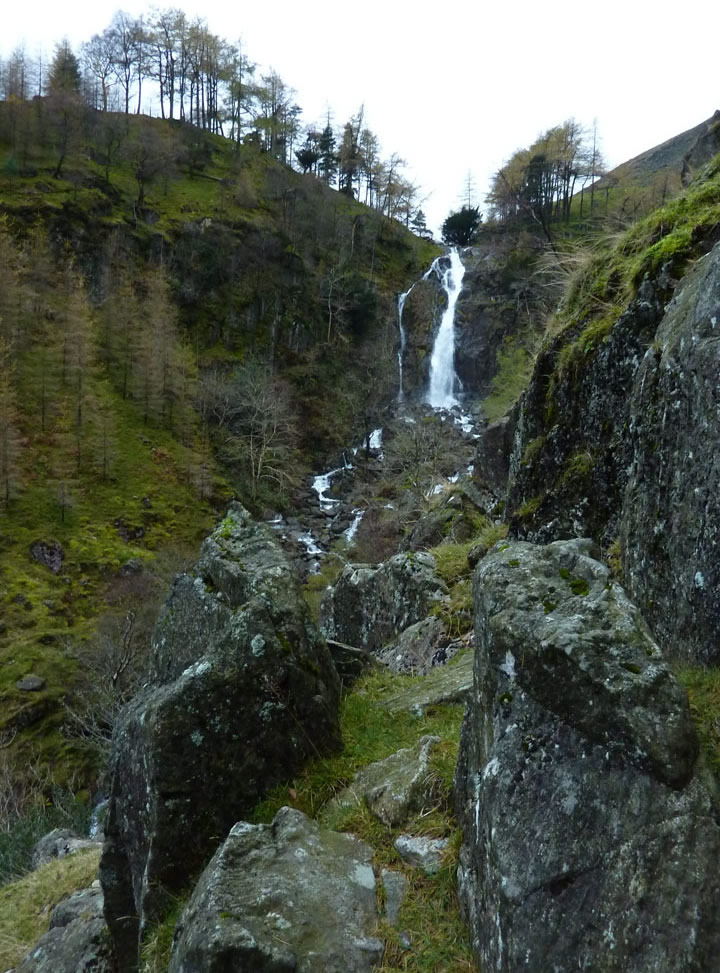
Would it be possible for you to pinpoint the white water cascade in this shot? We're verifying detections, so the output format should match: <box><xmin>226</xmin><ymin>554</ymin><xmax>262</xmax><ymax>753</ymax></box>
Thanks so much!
<box><xmin>426</xmin><ymin>248</ymin><xmax>465</xmax><ymax>409</ymax></box>
<box><xmin>396</xmin><ymin>287</ymin><xmax>413</xmax><ymax>402</ymax></box>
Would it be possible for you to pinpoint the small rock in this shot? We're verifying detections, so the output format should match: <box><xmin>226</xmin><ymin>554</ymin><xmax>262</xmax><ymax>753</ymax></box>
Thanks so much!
<box><xmin>381</xmin><ymin>869</ymin><xmax>407</xmax><ymax>925</ymax></box>
<box><xmin>16</xmin><ymin>675</ymin><xmax>46</xmax><ymax>692</ymax></box>
<box><xmin>394</xmin><ymin>834</ymin><xmax>449</xmax><ymax>874</ymax></box>
<box><xmin>324</xmin><ymin>736</ymin><xmax>440</xmax><ymax>828</ymax></box>
<box><xmin>29</xmin><ymin>540</ymin><xmax>64</xmax><ymax>574</ymax></box>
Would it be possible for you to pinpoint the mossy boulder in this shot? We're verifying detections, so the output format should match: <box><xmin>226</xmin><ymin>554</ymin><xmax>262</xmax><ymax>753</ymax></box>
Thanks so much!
<box><xmin>455</xmin><ymin>537</ymin><xmax>720</xmax><ymax>972</ymax></box>
<box><xmin>100</xmin><ymin>503</ymin><xmax>341</xmax><ymax>972</ymax></box>
<box><xmin>169</xmin><ymin>808</ymin><xmax>383</xmax><ymax>973</ymax></box>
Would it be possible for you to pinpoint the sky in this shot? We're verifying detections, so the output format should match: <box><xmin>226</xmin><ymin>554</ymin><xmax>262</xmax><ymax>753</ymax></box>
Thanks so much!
<box><xmin>3</xmin><ymin>0</ymin><xmax>719</xmax><ymax>236</ymax></box>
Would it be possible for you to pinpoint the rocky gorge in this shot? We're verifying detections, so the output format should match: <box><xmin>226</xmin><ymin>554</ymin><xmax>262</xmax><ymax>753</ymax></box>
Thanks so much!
<box><xmin>8</xmin><ymin>136</ymin><xmax>720</xmax><ymax>973</ymax></box>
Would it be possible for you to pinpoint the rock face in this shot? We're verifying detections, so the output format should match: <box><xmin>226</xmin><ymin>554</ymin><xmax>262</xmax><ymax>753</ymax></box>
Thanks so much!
<box><xmin>319</xmin><ymin>551</ymin><xmax>447</xmax><ymax>651</ymax></box>
<box><xmin>622</xmin><ymin>242</ymin><xmax>720</xmax><ymax>663</ymax></box>
<box><xmin>100</xmin><ymin>503</ymin><xmax>341</xmax><ymax>971</ymax></box>
<box><xmin>169</xmin><ymin>807</ymin><xmax>383</xmax><ymax>973</ymax></box>
<box><xmin>506</xmin><ymin>275</ymin><xmax>667</xmax><ymax>547</ymax></box>
<box><xmin>506</xmin><ymin>234</ymin><xmax>720</xmax><ymax>664</ymax></box>
<box><xmin>455</xmin><ymin>538</ymin><xmax>720</xmax><ymax>972</ymax></box>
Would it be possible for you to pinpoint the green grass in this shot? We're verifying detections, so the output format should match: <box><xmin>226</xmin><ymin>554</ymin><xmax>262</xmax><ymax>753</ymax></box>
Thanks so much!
<box><xmin>482</xmin><ymin>338</ymin><xmax>535</xmax><ymax>422</ymax></box>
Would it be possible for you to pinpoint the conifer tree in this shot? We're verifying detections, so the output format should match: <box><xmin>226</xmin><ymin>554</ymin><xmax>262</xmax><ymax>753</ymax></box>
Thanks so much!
<box><xmin>318</xmin><ymin>121</ymin><xmax>337</xmax><ymax>186</ymax></box>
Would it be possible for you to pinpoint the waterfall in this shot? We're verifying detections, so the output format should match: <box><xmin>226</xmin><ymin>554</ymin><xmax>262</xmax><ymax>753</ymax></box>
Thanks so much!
<box><xmin>397</xmin><ymin>288</ymin><xmax>411</xmax><ymax>402</ymax></box>
<box><xmin>426</xmin><ymin>248</ymin><xmax>465</xmax><ymax>409</ymax></box>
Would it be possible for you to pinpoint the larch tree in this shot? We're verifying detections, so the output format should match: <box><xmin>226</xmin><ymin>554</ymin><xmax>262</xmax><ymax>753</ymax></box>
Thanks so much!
<box><xmin>0</xmin><ymin>338</ymin><xmax>23</xmax><ymax>505</ymax></box>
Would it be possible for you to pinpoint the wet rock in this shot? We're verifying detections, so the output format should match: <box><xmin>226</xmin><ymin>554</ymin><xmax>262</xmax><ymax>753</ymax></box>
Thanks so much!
<box><xmin>394</xmin><ymin>835</ymin><xmax>449</xmax><ymax>874</ymax></box>
<box><xmin>319</xmin><ymin>551</ymin><xmax>447</xmax><ymax>652</ymax></box>
<box><xmin>323</xmin><ymin>735</ymin><xmax>440</xmax><ymax>828</ymax></box>
<box><xmin>169</xmin><ymin>807</ymin><xmax>383</xmax><ymax>973</ymax></box>
<box><xmin>16</xmin><ymin>674</ymin><xmax>46</xmax><ymax>692</ymax></box>
<box><xmin>506</xmin><ymin>276</ymin><xmax>666</xmax><ymax>548</ymax></box>
<box><xmin>29</xmin><ymin>540</ymin><xmax>64</xmax><ymax>574</ymax></box>
<box><xmin>100</xmin><ymin>503</ymin><xmax>341</xmax><ymax>971</ymax></box>
<box><xmin>455</xmin><ymin>537</ymin><xmax>720</xmax><ymax>972</ymax></box>
<box><xmin>473</xmin><ymin>413</ymin><xmax>515</xmax><ymax>494</ymax></box>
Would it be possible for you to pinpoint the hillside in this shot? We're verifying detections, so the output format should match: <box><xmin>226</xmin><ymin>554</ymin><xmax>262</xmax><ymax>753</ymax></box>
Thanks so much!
<box><xmin>594</xmin><ymin>110</ymin><xmax>720</xmax><ymax>221</ymax></box>
<box><xmin>0</xmin><ymin>99</ymin><xmax>437</xmax><ymax>790</ymax></box>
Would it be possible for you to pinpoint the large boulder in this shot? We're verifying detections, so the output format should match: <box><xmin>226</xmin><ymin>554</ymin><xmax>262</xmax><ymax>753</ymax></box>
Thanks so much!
<box><xmin>622</xmin><ymin>240</ymin><xmax>720</xmax><ymax>663</ymax></box>
<box><xmin>169</xmin><ymin>807</ymin><xmax>383</xmax><ymax>973</ymax></box>
<box><xmin>455</xmin><ymin>538</ymin><xmax>720</xmax><ymax>972</ymax></box>
<box><xmin>319</xmin><ymin>551</ymin><xmax>447</xmax><ymax>651</ymax></box>
<box><xmin>100</xmin><ymin>503</ymin><xmax>341</xmax><ymax>971</ymax></box>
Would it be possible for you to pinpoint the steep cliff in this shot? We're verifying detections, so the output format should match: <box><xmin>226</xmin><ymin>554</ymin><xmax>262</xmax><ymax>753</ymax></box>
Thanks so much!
<box><xmin>506</xmin><ymin>155</ymin><xmax>720</xmax><ymax>662</ymax></box>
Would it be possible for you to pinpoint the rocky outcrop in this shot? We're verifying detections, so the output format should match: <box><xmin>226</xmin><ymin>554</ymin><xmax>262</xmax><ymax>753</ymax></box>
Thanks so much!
<box><xmin>100</xmin><ymin>503</ymin><xmax>341</xmax><ymax>971</ymax></box>
<box><xmin>168</xmin><ymin>807</ymin><xmax>383</xmax><ymax>973</ymax></box>
<box><xmin>622</xmin><ymin>241</ymin><xmax>720</xmax><ymax>663</ymax></box>
<box><xmin>17</xmin><ymin>886</ymin><xmax>113</xmax><ymax>973</ymax></box>
<box><xmin>319</xmin><ymin>551</ymin><xmax>447</xmax><ymax>651</ymax></box>
<box><xmin>455</xmin><ymin>538</ymin><xmax>720</xmax><ymax>972</ymax></box>
<box><xmin>506</xmin><ymin>275</ymin><xmax>667</xmax><ymax>547</ymax></box>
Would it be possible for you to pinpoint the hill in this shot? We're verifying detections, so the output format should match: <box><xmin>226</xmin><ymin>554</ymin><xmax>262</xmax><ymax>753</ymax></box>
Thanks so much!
<box><xmin>0</xmin><ymin>98</ymin><xmax>437</xmax><ymax>789</ymax></box>
<box><xmin>594</xmin><ymin>110</ymin><xmax>720</xmax><ymax>221</ymax></box>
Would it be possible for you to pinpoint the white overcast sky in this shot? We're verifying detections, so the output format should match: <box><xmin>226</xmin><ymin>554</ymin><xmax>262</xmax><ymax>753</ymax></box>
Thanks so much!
<box><xmin>3</xmin><ymin>1</ymin><xmax>719</xmax><ymax>235</ymax></box>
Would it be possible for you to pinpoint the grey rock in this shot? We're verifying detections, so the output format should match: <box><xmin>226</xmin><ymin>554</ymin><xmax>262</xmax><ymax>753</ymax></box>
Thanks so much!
<box><xmin>323</xmin><ymin>735</ymin><xmax>440</xmax><ymax>828</ymax></box>
<box><xmin>15</xmin><ymin>675</ymin><xmax>46</xmax><ymax>692</ymax></box>
<box><xmin>381</xmin><ymin>869</ymin><xmax>407</xmax><ymax>925</ymax></box>
<box><xmin>16</xmin><ymin>888</ymin><xmax>112</xmax><ymax>973</ymax></box>
<box><xmin>50</xmin><ymin>887</ymin><xmax>104</xmax><ymax>929</ymax></box>
<box><xmin>169</xmin><ymin>807</ymin><xmax>383</xmax><ymax>973</ymax></box>
<box><xmin>379</xmin><ymin>646</ymin><xmax>474</xmax><ymax>713</ymax></box>
<box><xmin>393</xmin><ymin>835</ymin><xmax>449</xmax><ymax>874</ymax></box>
<box><xmin>623</xmin><ymin>240</ymin><xmax>720</xmax><ymax>663</ymax></box>
<box><xmin>29</xmin><ymin>540</ymin><xmax>64</xmax><ymax>574</ymax></box>
<box><xmin>375</xmin><ymin>616</ymin><xmax>449</xmax><ymax>675</ymax></box>
<box><xmin>320</xmin><ymin>551</ymin><xmax>447</xmax><ymax>652</ymax></box>
<box><xmin>100</xmin><ymin>503</ymin><xmax>341</xmax><ymax>971</ymax></box>
<box><xmin>31</xmin><ymin>830</ymin><xmax>100</xmax><ymax>869</ymax></box>
<box><xmin>455</xmin><ymin>537</ymin><xmax>720</xmax><ymax>973</ymax></box>
<box><xmin>506</xmin><ymin>273</ymin><xmax>666</xmax><ymax>549</ymax></box>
